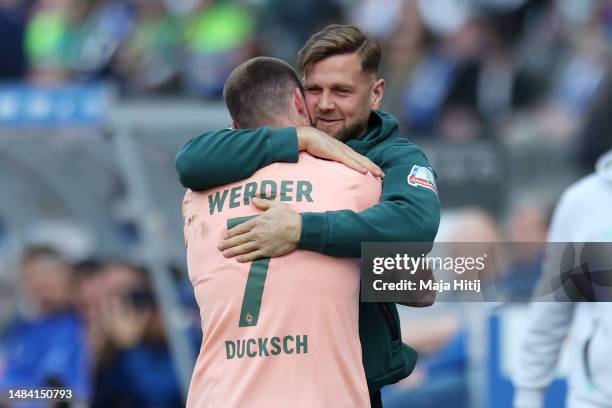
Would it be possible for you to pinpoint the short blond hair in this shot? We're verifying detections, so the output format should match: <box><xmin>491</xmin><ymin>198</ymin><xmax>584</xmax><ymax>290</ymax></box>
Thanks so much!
<box><xmin>298</xmin><ymin>24</ymin><xmax>381</xmax><ymax>75</ymax></box>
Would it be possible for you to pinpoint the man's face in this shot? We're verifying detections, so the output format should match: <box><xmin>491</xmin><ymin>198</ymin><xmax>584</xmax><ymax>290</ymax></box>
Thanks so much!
<box><xmin>304</xmin><ymin>52</ymin><xmax>383</xmax><ymax>141</ymax></box>
<box><xmin>21</xmin><ymin>258</ymin><xmax>73</xmax><ymax>313</ymax></box>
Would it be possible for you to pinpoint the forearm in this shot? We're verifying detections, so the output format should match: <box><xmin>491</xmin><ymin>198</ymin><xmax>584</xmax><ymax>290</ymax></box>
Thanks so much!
<box><xmin>300</xmin><ymin>196</ymin><xmax>440</xmax><ymax>258</ymax></box>
<box><xmin>300</xmin><ymin>140</ymin><xmax>440</xmax><ymax>257</ymax></box>
<box><xmin>175</xmin><ymin>127</ymin><xmax>298</xmax><ymax>190</ymax></box>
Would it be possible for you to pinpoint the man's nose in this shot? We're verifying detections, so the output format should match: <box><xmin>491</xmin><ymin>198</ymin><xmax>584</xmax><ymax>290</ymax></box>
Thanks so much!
<box><xmin>318</xmin><ymin>92</ymin><xmax>335</xmax><ymax>111</ymax></box>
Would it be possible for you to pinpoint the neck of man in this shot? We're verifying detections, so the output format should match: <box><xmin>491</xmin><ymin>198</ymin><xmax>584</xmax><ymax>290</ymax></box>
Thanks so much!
<box><xmin>355</xmin><ymin>111</ymin><xmax>378</xmax><ymax>140</ymax></box>
<box><xmin>339</xmin><ymin>117</ymin><xmax>370</xmax><ymax>142</ymax></box>
<box><xmin>270</xmin><ymin>115</ymin><xmax>302</xmax><ymax>128</ymax></box>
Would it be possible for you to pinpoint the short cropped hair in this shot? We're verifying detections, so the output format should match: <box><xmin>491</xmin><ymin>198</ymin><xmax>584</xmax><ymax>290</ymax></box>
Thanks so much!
<box><xmin>21</xmin><ymin>245</ymin><xmax>71</xmax><ymax>274</ymax></box>
<box><xmin>22</xmin><ymin>245</ymin><xmax>66</xmax><ymax>265</ymax></box>
<box><xmin>223</xmin><ymin>57</ymin><xmax>303</xmax><ymax>129</ymax></box>
<box><xmin>298</xmin><ymin>24</ymin><xmax>381</xmax><ymax>76</ymax></box>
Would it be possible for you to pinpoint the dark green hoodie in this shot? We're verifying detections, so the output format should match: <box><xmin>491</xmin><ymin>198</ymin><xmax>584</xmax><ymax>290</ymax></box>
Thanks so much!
<box><xmin>175</xmin><ymin>110</ymin><xmax>441</xmax><ymax>393</ymax></box>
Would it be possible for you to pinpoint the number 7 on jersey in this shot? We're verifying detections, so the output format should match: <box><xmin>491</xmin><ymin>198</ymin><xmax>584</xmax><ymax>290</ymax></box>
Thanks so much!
<box><xmin>227</xmin><ymin>216</ymin><xmax>270</xmax><ymax>327</ymax></box>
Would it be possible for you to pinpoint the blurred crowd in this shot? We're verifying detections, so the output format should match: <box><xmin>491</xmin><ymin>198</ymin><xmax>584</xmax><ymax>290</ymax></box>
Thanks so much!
<box><xmin>0</xmin><ymin>0</ymin><xmax>612</xmax><ymax>168</ymax></box>
<box><xmin>0</xmin><ymin>246</ymin><xmax>200</xmax><ymax>407</ymax></box>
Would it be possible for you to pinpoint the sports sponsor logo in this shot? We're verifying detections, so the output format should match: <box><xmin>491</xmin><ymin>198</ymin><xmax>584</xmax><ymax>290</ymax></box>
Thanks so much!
<box><xmin>407</xmin><ymin>165</ymin><xmax>437</xmax><ymax>193</ymax></box>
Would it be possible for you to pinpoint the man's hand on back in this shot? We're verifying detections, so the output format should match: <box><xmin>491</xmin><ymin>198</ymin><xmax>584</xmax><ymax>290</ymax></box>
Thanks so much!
<box><xmin>296</xmin><ymin>126</ymin><xmax>384</xmax><ymax>177</ymax></box>
<box><xmin>216</xmin><ymin>127</ymin><xmax>384</xmax><ymax>262</ymax></box>
<box><xmin>218</xmin><ymin>198</ymin><xmax>301</xmax><ymax>262</ymax></box>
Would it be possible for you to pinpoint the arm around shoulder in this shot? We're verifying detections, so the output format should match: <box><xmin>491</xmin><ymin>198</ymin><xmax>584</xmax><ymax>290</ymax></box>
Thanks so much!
<box><xmin>175</xmin><ymin>127</ymin><xmax>299</xmax><ymax>190</ymax></box>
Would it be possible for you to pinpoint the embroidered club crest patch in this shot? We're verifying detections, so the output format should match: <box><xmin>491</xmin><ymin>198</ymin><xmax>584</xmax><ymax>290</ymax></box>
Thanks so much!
<box><xmin>407</xmin><ymin>165</ymin><xmax>437</xmax><ymax>193</ymax></box>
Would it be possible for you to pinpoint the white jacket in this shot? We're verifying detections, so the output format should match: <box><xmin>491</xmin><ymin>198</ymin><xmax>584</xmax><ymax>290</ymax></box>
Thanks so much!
<box><xmin>513</xmin><ymin>150</ymin><xmax>612</xmax><ymax>408</ymax></box>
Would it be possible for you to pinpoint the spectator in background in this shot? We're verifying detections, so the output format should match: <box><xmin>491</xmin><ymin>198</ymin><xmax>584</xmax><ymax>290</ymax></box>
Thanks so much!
<box><xmin>24</xmin><ymin>0</ymin><xmax>86</xmax><ymax>84</ymax></box>
<box><xmin>400</xmin><ymin>0</ymin><xmax>542</xmax><ymax>137</ymax></box>
<box><xmin>500</xmin><ymin>0</ymin><xmax>610</xmax><ymax>145</ymax></box>
<box><xmin>182</xmin><ymin>0</ymin><xmax>257</xmax><ymax>98</ymax></box>
<box><xmin>73</xmin><ymin>258</ymin><xmax>105</xmax><ymax>327</ymax></box>
<box><xmin>23</xmin><ymin>0</ymin><xmax>137</xmax><ymax>85</ymax></box>
<box><xmin>67</xmin><ymin>0</ymin><xmax>136</xmax><ymax>81</ymax></box>
<box><xmin>0</xmin><ymin>0</ymin><xmax>29</xmax><ymax>79</ymax></box>
<box><xmin>91</xmin><ymin>262</ymin><xmax>183</xmax><ymax>408</ymax></box>
<box><xmin>73</xmin><ymin>258</ymin><xmax>109</xmax><ymax>366</ymax></box>
<box><xmin>348</xmin><ymin>0</ymin><xmax>403</xmax><ymax>43</ymax></box>
<box><xmin>113</xmin><ymin>0</ymin><xmax>181</xmax><ymax>94</ymax></box>
<box><xmin>258</xmin><ymin>0</ymin><xmax>343</xmax><ymax>62</ymax></box>
<box><xmin>549</xmin><ymin>2</ymin><xmax>609</xmax><ymax>117</ymax></box>
<box><xmin>496</xmin><ymin>199</ymin><xmax>550</xmax><ymax>301</ymax></box>
<box><xmin>0</xmin><ymin>246</ymin><xmax>91</xmax><ymax>403</ymax></box>
<box><xmin>399</xmin><ymin>0</ymin><xmax>483</xmax><ymax>133</ymax></box>
<box><xmin>379</xmin><ymin>0</ymin><xmax>429</xmax><ymax>122</ymax></box>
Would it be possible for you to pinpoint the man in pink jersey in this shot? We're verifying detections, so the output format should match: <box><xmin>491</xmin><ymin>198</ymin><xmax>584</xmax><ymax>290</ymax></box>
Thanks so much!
<box><xmin>183</xmin><ymin>57</ymin><xmax>380</xmax><ymax>407</ymax></box>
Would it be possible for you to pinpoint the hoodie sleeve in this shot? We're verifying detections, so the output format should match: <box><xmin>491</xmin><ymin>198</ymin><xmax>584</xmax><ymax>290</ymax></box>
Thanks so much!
<box><xmin>299</xmin><ymin>141</ymin><xmax>441</xmax><ymax>257</ymax></box>
<box><xmin>512</xmin><ymin>187</ymin><xmax>579</xmax><ymax>408</ymax></box>
<box><xmin>175</xmin><ymin>127</ymin><xmax>299</xmax><ymax>191</ymax></box>
<box><xmin>512</xmin><ymin>302</ymin><xmax>576</xmax><ymax>408</ymax></box>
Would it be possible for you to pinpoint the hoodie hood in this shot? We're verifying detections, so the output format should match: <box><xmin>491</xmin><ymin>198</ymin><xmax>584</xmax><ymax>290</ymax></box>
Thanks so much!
<box><xmin>346</xmin><ymin>110</ymin><xmax>400</xmax><ymax>154</ymax></box>
<box><xmin>596</xmin><ymin>149</ymin><xmax>612</xmax><ymax>182</ymax></box>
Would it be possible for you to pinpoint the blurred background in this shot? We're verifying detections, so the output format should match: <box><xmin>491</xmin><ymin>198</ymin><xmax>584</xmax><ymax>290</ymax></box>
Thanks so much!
<box><xmin>0</xmin><ymin>0</ymin><xmax>610</xmax><ymax>406</ymax></box>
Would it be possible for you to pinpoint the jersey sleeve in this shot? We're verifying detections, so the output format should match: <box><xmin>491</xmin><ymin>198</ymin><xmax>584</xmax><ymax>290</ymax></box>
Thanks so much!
<box><xmin>299</xmin><ymin>141</ymin><xmax>441</xmax><ymax>257</ymax></box>
<box><xmin>175</xmin><ymin>127</ymin><xmax>299</xmax><ymax>191</ymax></box>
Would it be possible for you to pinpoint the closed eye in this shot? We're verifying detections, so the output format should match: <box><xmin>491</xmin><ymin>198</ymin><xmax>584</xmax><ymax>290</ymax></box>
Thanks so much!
<box><xmin>332</xmin><ymin>86</ymin><xmax>353</xmax><ymax>95</ymax></box>
<box><xmin>304</xmin><ymin>86</ymin><xmax>322</xmax><ymax>93</ymax></box>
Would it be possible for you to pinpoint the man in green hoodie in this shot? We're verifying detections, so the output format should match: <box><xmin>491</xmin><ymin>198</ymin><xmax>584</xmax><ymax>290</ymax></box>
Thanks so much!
<box><xmin>175</xmin><ymin>24</ymin><xmax>440</xmax><ymax>407</ymax></box>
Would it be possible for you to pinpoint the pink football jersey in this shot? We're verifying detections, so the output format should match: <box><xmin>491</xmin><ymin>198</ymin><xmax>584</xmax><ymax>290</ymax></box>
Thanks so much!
<box><xmin>183</xmin><ymin>153</ymin><xmax>381</xmax><ymax>407</ymax></box>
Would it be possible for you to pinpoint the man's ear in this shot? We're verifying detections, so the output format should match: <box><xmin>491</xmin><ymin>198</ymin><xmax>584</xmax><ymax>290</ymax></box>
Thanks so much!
<box><xmin>292</xmin><ymin>88</ymin><xmax>309</xmax><ymax>122</ymax></box>
<box><xmin>370</xmin><ymin>78</ymin><xmax>385</xmax><ymax>110</ymax></box>
<box><xmin>231</xmin><ymin>120</ymin><xmax>239</xmax><ymax>129</ymax></box>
